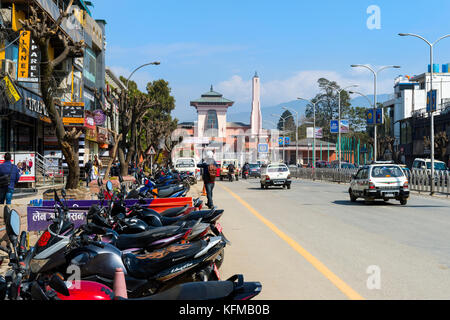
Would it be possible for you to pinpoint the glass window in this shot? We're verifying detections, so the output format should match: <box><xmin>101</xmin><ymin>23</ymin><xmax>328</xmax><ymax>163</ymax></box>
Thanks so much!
<box><xmin>205</xmin><ymin>110</ymin><xmax>218</xmax><ymax>135</ymax></box>
<box><xmin>371</xmin><ymin>166</ymin><xmax>404</xmax><ymax>178</ymax></box>
<box><xmin>176</xmin><ymin>159</ymin><xmax>195</xmax><ymax>167</ymax></box>
<box><xmin>426</xmin><ymin>162</ymin><xmax>448</xmax><ymax>170</ymax></box>
<box><xmin>84</xmin><ymin>48</ymin><xmax>96</xmax><ymax>83</ymax></box>
<box><xmin>268</xmin><ymin>165</ymin><xmax>288</xmax><ymax>173</ymax></box>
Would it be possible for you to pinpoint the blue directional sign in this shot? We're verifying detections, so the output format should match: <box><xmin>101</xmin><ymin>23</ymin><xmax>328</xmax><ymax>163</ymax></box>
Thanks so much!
<box><xmin>330</xmin><ymin>120</ymin><xmax>339</xmax><ymax>133</ymax></box>
<box><xmin>258</xmin><ymin>143</ymin><xmax>269</xmax><ymax>153</ymax></box>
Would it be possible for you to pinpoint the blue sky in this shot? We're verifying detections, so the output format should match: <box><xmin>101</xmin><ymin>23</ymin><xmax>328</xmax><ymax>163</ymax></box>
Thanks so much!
<box><xmin>92</xmin><ymin>0</ymin><xmax>450</xmax><ymax>122</ymax></box>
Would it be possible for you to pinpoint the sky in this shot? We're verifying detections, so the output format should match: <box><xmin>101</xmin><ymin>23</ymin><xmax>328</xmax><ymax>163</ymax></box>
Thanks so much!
<box><xmin>91</xmin><ymin>0</ymin><xmax>450</xmax><ymax>122</ymax></box>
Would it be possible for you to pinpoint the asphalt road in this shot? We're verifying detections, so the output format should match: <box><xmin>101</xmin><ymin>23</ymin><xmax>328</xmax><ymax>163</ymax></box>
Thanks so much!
<box><xmin>215</xmin><ymin>178</ymin><xmax>450</xmax><ymax>300</ymax></box>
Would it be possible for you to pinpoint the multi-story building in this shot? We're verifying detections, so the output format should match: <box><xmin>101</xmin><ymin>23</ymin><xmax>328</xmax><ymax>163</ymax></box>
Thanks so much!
<box><xmin>383</xmin><ymin>65</ymin><xmax>450</xmax><ymax>166</ymax></box>
<box><xmin>0</xmin><ymin>0</ymin><xmax>110</xmax><ymax>186</ymax></box>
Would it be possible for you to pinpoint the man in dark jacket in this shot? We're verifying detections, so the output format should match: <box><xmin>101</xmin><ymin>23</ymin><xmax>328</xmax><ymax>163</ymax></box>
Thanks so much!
<box><xmin>0</xmin><ymin>153</ymin><xmax>21</xmax><ymax>204</ymax></box>
<box><xmin>85</xmin><ymin>159</ymin><xmax>93</xmax><ymax>187</ymax></box>
<box><xmin>197</xmin><ymin>151</ymin><xmax>218</xmax><ymax>209</ymax></box>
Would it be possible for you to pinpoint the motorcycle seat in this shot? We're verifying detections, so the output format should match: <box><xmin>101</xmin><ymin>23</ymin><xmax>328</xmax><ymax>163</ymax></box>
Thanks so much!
<box><xmin>115</xmin><ymin>225</ymin><xmax>183</xmax><ymax>250</ymax></box>
<box><xmin>144</xmin><ymin>205</ymin><xmax>189</xmax><ymax>218</ymax></box>
<box><xmin>134</xmin><ymin>281</ymin><xmax>234</xmax><ymax>300</ymax></box>
<box><xmin>123</xmin><ymin>240</ymin><xmax>206</xmax><ymax>279</ymax></box>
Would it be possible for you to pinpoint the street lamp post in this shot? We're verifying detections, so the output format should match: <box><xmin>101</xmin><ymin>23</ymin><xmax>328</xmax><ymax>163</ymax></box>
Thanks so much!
<box><xmin>350</xmin><ymin>64</ymin><xmax>400</xmax><ymax>163</ymax></box>
<box><xmin>271</xmin><ymin>113</ymin><xmax>293</xmax><ymax>164</ymax></box>
<box><xmin>326</xmin><ymin>85</ymin><xmax>359</xmax><ymax>170</ymax></box>
<box><xmin>297</xmin><ymin>98</ymin><xmax>328</xmax><ymax>175</ymax></box>
<box><xmin>263</xmin><ymin>120</ymin><xmax>278</xmax><ymax>162</ymax></box>
<box><xmin>125</xmin><ymin>61</ymin><xmax>160</xmax><ymax>166</ymax></box>
<box><xmin>398</xmin><ymin>33</ymin><xmax>450</xmax><ymax>195</ymax></box>
<box><xmin>282</xmin><ymin>107</ymin><xmax>299</xmax><ymax>166</ymax></box>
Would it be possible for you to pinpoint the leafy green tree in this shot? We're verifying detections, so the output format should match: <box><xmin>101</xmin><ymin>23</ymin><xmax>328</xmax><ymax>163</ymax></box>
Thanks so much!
<box><xmin>277</xmin><ymin>110</ymin><xmax>296</xmax><ymax>140</ymax></box>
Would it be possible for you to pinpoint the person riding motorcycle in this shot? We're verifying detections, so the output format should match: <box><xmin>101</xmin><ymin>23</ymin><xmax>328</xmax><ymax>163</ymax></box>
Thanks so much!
<box><xmin>242</xmin><ymin>163</ymin><xmax>250</xmax><ymax>179</ymax></box>
<box><xmin>227</xmin><ymin>163</ymin><xmax>235</xmax><ymax>182</ymax></box>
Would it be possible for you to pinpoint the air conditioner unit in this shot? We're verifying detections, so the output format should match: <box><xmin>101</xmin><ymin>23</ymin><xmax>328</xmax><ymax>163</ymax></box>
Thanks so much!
<box><xmin>54</xmin><ymin>59</ymin><xmax>72</xmax><ymax>74</ymax></box>
<box><xmin>1</xmin><ymin>59</ymin><xmax>17</xmax><ymax>80</ymax></box>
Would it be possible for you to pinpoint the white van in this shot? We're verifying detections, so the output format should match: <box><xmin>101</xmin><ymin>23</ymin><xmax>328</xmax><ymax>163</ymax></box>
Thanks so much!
<box><xmin>174</xmin><ymin>158</ymin><xmax>200</xmax><ymax>179</ymax></box>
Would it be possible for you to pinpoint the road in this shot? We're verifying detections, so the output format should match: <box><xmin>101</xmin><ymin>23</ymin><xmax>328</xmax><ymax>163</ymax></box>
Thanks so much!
<box><xmin>215</xmin><ymin>178</ymin><xmax>450</xmax><ymax>300</ymax></box>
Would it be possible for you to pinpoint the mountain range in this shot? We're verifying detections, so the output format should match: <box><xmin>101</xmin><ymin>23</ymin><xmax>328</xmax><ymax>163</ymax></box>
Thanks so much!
<box><xmin>226</xmin><ymin>94</ymin><xmax>392</xmax><ymax>128</ymax></box>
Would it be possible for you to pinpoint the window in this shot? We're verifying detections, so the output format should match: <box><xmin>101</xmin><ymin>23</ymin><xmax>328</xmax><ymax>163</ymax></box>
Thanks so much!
<box><xmin>84</xmin><ymin>48</ymin><xmax>96</xmax><ymax>83</ymax></box>
<box><xmin>371</xmin><ymin>166</ymin><xmax>404</xmax><ymax>178</ymax></box>
<box><xmin>204</xmin><ymin>110</ymin><xmax>218</xmax><ymax>136</ymax></box>
<box><xmin>268</xmin><ymin>165</ymin><xmax>288</xmax><ymax>173</ymax></box>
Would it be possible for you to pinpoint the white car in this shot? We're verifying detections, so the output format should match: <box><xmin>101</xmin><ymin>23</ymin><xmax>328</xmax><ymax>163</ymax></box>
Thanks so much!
<box><xmin>260</xmin><ymin>163</ymin><xmax>292</xmax><ymax>189</ymax></box>
<box><xmin>349</xmin><ymin>162</ymin><xmax>410</xmax><ymax>205</ymax></box>
<box><xmin>412</xmin><ymin>158</ymin><xmax>448</xmax><ymax>173</ymax></box>
<box><xmin>174</xmin><ymin>158</ymin><xmax>200</xmax><ymax>179</ymax></box>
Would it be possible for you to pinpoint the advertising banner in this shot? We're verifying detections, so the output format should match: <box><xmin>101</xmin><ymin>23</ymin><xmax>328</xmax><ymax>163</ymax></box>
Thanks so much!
<box><xmin>340</xmin><ymin>120</ymin><xmax>350</xmax><ymax>133</ymax></box>
<box><xmin>27</xmin><ymin>207</ymin><xmax>86</xmax><ymax>232</ymax></box>
<box><xmin>2</xmin><ymin>75</ymin><xmax>22</xmax><ymax>104</ymax></box>
<box><xmin>330</xmin><ymin>120</ymin><xmax>339</xmax><ymax>134</ymax></box>
<box><xmin>0</xmin><ymin>152</ymin><xmax>36</xmax><ymax>182</ymax></box>
<box><xmin>307</xmin><ymin>127</ymin><xmax>323</xmax><ymax>138</ymax></box>
<box><xmin>62</xmin><ymin>102</ymin><xmax>85</xmax><ymax>126</ymax></box>
<box><xmin>427</xmin><ymin>90</ymin><xmax>437</xmax><ymax>113</ymax></box>
<box><xmin>366</xmin><ymin>109</ymin><xmax>375</xmax><ymax>125</ymax></box>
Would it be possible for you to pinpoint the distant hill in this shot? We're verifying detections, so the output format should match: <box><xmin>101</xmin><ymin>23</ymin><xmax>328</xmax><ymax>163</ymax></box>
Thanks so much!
<box><xmin>227</xmin><ymin>94</ymin><xmax>391</xmax><ymax>128</ymax></box>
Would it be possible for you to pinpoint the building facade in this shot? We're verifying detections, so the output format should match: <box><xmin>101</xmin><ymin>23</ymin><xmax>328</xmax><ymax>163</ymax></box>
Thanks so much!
<box><xmin>0</xmin><ymin>0</ymin><xmax>112</xmax><ymax>185</ymax></box>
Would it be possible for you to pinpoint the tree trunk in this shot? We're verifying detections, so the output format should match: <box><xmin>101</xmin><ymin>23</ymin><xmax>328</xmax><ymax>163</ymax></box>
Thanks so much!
<box><xmin>104</xmin><ymin>132</ymin><xmax>122</xmax><ymax>179</ymax></box>
<box><xmin>39</xmin><ymin>39</ymin><xmax>80</xmax><ymax>190</ymax></box>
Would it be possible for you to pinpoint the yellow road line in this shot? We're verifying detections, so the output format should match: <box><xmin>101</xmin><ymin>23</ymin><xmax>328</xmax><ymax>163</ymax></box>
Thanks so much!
<box><xmin>219</xmin><ymin>184</ymin><xmax>365</xmax><ymax>300</ymax></box>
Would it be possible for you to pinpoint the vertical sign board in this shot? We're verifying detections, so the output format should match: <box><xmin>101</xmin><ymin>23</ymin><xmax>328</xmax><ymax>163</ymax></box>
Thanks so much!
<box><xmin>427</xmin><ymin>90</ymin><xmax>437</xmax><ymax>113</ymax></box>
<box><xmin>366</xmin><ymin>109</ymin><xmax>375</xmax><ymax>125</ymax></box>
<box><xmin>2</xmin><ymin>75</ymin><xmax>22</xmax><ymax>104</ymax></box>
<box><xmin>375</xmin><ymin>108</ymin><xmax>384</xmax><ymax>125</ymax></box>
<box><xmin>17</xmin><ymin>31</ymin><xmax>40</xmax><ymax>83</ymax></box>
<box><xmin>330</xmin><ymin>120</ymin><xmax>339</xmax><ymax>134</ymax></box>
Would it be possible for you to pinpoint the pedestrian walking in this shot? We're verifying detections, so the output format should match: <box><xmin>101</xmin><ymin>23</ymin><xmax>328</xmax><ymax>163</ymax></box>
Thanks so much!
<box><xmin>197</xmin><ymin>151</ymin><xmax>218</xmax><ymax>209</ymax></box>
<box><xmin>85</xmin><ymin>159</ymin><xmax>93</xmax><ymax>187</ymax></box>
<box><xmin>0</xmin><ymin>153</ymin><xmax>21</xmax><ymax>205</ymax></box>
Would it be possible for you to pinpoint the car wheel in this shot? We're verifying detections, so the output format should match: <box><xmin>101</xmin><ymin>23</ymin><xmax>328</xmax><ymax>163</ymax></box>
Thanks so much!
<box><xmin>261</xmin><ymin>184</ymin><xmax>264</xmax><ymax>189</ymax></box>
<box><xmin>384</xmin><ymin>198</ymin><xmax>389</xmax><ymax>202</ymax></box>
<box><xmin>287</xmin><ymin>184</ymin><xmax>291</xmax><ymax>190</ymax></box>
<box><xmin>220</xmin><ymin>176</ymin><xmax>223</xmax><ymax>181</ymax></box>
<box><xmin>349</xmin><ymin>189</ymin><xmax>357</xmax><ymax>202</ymax></box>
<box><xmin>400</xmin><ymin>199</ymin><xmax>407</xmax><ymax>206</ymax></box>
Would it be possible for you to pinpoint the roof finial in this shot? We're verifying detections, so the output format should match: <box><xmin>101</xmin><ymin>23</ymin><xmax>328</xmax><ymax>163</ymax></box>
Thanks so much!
<box><xmin>210</xmin><ymin>84</ymin><xmax>214</xmax><ymax>92</ymax></box>
<box><xmin>254</xmin><ymin>71</ymin><xmax>258</xmax><ymax>78</ymax></box>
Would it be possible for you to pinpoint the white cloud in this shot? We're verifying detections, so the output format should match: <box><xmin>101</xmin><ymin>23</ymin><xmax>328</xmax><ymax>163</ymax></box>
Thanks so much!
<box><xmin>216</xmin><ymin>70</ymin><xmax>396</xmax><ymax>107</ymax></box>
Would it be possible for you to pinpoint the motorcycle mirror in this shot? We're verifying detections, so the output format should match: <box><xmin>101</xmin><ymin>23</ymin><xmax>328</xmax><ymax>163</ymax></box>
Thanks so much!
<box><xmin>5</xmin><ymin>208</ymin><xmax>20</xmax><ymax>244</ymax></box>
<box><xmin>49</xmin><ymin>273</ymin><xmax>70</xmax><ymax>297</ymax></box>
<box><xmin>106</xmin><ymin>181</ymin><xmax>113</xmax><ymax>192</ymax></box>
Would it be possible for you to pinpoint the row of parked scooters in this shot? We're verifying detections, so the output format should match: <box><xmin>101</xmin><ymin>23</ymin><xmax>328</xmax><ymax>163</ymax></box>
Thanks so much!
<box><xmin>0</xmin><ymin>170</ymin><xmax>262</xmax><ymax>300</ymax></box>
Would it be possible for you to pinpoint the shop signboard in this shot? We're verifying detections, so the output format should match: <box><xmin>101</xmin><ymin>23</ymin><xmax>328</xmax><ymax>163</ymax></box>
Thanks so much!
<box><xmin>17</xmin><ymin>30</ymin><xmax>40</xmax><ymax>83</ymax></box>
<box><xmin>2</xmin><ymin>75</ymin><xmax>22</xmax><ymax>104</ymax></box>
<box><xmin>0</xmin><ymin>152</ymin><xmax>36</xmax><ymax>182</ymax></box>
<box><xmin>97</xmin><ymin>127</ymin><xmax>109</xmax><ymax>144</ymax></box>
<box><xmin>62</xmin><ymin>102</ymin><xmax>85</xmax><ymax>126</ymax></box>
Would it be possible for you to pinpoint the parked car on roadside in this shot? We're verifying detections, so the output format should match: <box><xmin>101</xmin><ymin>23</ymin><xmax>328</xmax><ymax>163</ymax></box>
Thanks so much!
<box><xmin>349</xmin><ymin>161</ymin><xmax>409</xmax><ymax>205</ymax></box>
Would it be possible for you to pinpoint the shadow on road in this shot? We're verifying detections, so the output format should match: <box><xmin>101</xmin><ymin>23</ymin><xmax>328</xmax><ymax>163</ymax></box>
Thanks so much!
<box><xmin>333</xmin><ymin>200</ymin><xmax>448</xmax><ymax>208</ymax></box>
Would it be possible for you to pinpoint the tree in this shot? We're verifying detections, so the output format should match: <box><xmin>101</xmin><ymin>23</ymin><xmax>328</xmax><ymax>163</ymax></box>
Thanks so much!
<box><xmin>20</xmin><ymin>1</ymin><xmax>85</xmax><ymax>189</ymax></box>
<box><xmin>117</xmin><ymin>78</ymin><xmax>156</xmax><ymax>177</ymax></box>
<box><xmin>305</xmin><ymin>78</ymin><xmax>352</xmax><ymax>143</ymax></box>
<box><xmin>139</xmin><ymin>80</ymin><xmax>178</xmax><ymax>165</ymax></box>
<box><xmin>277</xmin><ymin>110</ymin><xmax>296</xmax><ymax>140</ymax></box>
<box><xmin>435</xmin><ymin>131</ymin><xmax>449</xmax><ymax>163</ymax></box>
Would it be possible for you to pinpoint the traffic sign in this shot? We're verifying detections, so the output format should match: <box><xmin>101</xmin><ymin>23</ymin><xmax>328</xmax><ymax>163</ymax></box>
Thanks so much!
<box><xmin>258</xmin><ymin>143</ymin><xmax>269</xmax><ymax>153</ymax></box>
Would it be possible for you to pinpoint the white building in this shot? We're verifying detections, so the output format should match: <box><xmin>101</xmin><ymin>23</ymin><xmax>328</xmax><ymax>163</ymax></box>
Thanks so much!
<box><xmin>383</xmin><ymin>66</ymin><xmax>450</xmax><ymax>144</ymax></box>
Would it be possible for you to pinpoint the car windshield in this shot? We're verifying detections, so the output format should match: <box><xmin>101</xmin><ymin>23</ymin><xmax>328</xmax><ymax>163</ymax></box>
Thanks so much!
<box><xmin>371</xmin><ymin>166</ymin><xmax>404</xmax><ymax>178</ymax></box>
<box><xmin>268</xmin><ymin>166</ymin><xmax>288</xmax><ymax>173</ymax></box>
<box><xmin>249</xmin><ymin>164</ymin><xmax>260</xmax><ymax>168</ymax></box>
<box><xmin>341</xmin><ymin>163</ymin><xmax>355</xmax><ymax>169</ymax></box>
<box><xmin>176</xmin><ymin>160</ymin><xmax>194</xmax><ymax>167</ymax></box>
<box><xmin>426</xmin><ymin>162</ymin><xmax>447</xmax><ymax>170</ymax></box>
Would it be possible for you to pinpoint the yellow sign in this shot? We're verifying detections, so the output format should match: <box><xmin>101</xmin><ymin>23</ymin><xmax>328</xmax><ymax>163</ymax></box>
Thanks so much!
<box><xmin>17</xmin><ymin>31</ymin><xmax>30</xmax><ymax>80</ymax></box>
<box><xmin>2</xmin><ymin>75</ymin><xmax>22</xmax><ymax>104</ymax></box>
